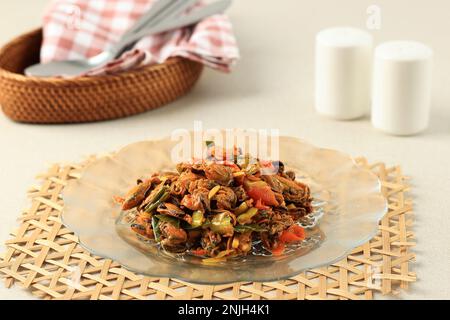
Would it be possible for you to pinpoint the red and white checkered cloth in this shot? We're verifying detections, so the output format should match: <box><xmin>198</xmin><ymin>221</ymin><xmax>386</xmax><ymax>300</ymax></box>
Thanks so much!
<box><xmin>41</xmin><ymin>0</ymin><xmax>239</xmax><ymax>77</ymax></box>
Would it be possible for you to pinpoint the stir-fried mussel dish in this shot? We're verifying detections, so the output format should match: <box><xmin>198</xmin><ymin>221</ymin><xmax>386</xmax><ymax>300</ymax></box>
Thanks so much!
<box><xmin>115</xmin><ymin>143</ymin><xmax>313</xmax><ymax>261</ymax></box>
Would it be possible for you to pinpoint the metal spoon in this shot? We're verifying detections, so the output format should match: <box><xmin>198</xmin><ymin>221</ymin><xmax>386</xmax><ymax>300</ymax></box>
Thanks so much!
<box><xmin>116</xmin><ymin>0</ymin><xmax>232</xmax><ymax>56</ymax></box>
<box><xmin>116</xmin><ymin>0</ymin><xmax>201</xmax><ymax>58</ymax></box>
<box><xmin>25</xmin><ymin>0</ymin><xmax>181</xmax><ymax>77</ymax></box>
<box><xmin>26</xmin><ymin>0</ymin><xmax>231</xmax><ymax>77</ymax></box>
<box><xmin>120</xmin><ymin>0</ymin><xmax>180</xmax><ymax>40</ymax></box>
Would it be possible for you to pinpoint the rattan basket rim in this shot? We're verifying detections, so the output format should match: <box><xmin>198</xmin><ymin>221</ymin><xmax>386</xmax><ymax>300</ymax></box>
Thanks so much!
<box><xmin>0</xmin><ymin>28</ymin><xmax>186</xmax><ymax>86</ymax></box>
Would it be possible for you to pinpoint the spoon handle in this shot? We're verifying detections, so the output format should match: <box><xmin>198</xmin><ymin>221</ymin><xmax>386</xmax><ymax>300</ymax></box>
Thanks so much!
<box><xmin>113</xmin><ymin>0</ymin><xmax>200</xmax><ymax>58</ymax></box>
<box><xmin>120</xmin><ymin>0</ymin><xmax>177</xmax><ymax>41</ymax></box>
<box><xmin>117</xmin><ymin>0</ymin><xmax>185</xmax><ymax>55</ymax></box>
<box><xmin>144</xmin><ymin>0</ymin><xmax>200</xmax><ymax>34</ymax></box>
<box><xmin>111</xmin><ymin>0</ymin><xmax>232</xmax><ymax>59</ymax></box>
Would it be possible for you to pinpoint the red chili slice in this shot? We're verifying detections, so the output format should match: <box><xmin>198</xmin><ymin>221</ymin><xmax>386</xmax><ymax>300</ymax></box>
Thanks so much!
<box><xmin>270</xmin><ymin>242</ymin><xmax>285</xmax><ymax>256</ymax></box>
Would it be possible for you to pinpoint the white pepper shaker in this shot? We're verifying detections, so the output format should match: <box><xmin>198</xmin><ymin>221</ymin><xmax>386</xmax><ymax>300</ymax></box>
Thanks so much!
<box><xmin>315</xmin><ymin>27</ymin><xmax>373</xmax><ymax>120</ymax></box>
<box><xmin>372</xmin><ymin>41</ymin><xmax>433</xmax><ymax>135</ymax></box>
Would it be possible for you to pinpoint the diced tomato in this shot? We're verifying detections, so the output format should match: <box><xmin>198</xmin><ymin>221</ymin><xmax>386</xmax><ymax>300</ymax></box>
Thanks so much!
<box><xmin>279</xmin><ymin>225</ymin><xmax>306</xmax><ymax>244</ymax></box>
<box><xmin>244</xmin><ymin>180</ymin><xmax>278</xmax><ymax>206</ymax></box>
<box><xmin>255</xmin><ymin>199</ymin><xmax>270</xmax><ymax>210</ymax></box>
<box><xmin>191</xmin><ymin>248</ymin><xmax>207</xmax><ymax>256</ymax></box>
<box><xmin>270</xmin><ymin>242</ymin><xmax>285</xmax><ymax>256</ymax></box>
<box><xmin>279</xmin><ymin>230</ymin><xmax>302</xmax><ymax>243</ymax></box>
<box><xmin>289</xmin><ymin>225</ymin><xmax>306</xmax><ymax>240</ymax></box>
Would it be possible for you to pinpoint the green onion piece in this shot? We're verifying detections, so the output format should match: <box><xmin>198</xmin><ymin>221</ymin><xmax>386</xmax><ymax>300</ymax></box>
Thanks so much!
<box><xmin>154</xmin><ymin>214</ymin><xmax>180</xmax><ymax>228</ymax></box>
<box><xmin>234</xmin><ymin>224</ymin><xmax>267</xmax><ymax>233</ymax></box>
<box><xmin>287</xmin><ymin>203</ymin><xmax>296</xmax><ymax>210</ymax></box>
<box><xmin>210</xmin><ymin>212</ymin><xmax>234</xmax><ymax>236</ymax></box>
<box><xmin>235</xmin><ymin>202</ymin><xmax>249</xmax><ymax>215</ymax></box>
<box><xmin>201</xmin><ymin>220</ymin><xmax>212</xmax><ymax>229</ymax></box>
<box><xmin>245</xmin><ymin>163</ymin><xmax>260</xmax><ymax>175</ymax></box>
<box><xmin>144</xmin><ymin>187</ymin><xmax>169</xmax><ymax>212</ymax></box>
<box><xmin>191</xmin><ymin>210</ymin><xmax>204</xmax><ymax>228</ymax></box>
<box><xmin>144</xmin><ymin>187</ymin><xmax>165</xmax><ymax>211</ymax></box>
<box><xmin>208</xmin><ymin>185</ymin><xmax>221</xmax><ymax>199</ymax></box>
<box><xmin>151</xmin><ymin>216</ymin><xmax>161</xmax><ymax>242</ymax></box>
<box><xmin>236</xmin><ymin>207</ymin><xmax>259</xmax><ymax>225</ymax></box>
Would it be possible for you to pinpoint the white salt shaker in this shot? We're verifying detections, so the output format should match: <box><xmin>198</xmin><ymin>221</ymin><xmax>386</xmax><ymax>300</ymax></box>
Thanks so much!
<box><xmin>315</xmin><ymin>27</ymin><xmax>373</xmax><ymax>120</ymax></box>
<box><xmin>372</xmin><ymin>41</ymin><xmax>433</xmax><ymax>135</ymax></box>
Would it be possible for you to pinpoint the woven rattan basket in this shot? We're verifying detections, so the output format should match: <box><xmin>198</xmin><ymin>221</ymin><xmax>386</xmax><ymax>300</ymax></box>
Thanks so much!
<box><xmin>0</xmin><ymin>29</ymin><xmax>204</xmax><ymax>123</ymax></box>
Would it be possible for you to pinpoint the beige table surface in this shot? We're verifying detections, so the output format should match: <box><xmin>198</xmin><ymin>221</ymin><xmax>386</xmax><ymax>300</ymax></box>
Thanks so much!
<box><xmin>0</xmin><ymin>0</ymin><xmax>449</xmax><ymax>300</ymax></box>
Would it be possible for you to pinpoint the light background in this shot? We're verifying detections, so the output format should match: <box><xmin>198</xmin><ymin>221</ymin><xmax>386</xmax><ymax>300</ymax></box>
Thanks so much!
<box><xmin>0</xmin><ymin>0</ymin><xmax>449</xmax><ymax>299</ymax></box>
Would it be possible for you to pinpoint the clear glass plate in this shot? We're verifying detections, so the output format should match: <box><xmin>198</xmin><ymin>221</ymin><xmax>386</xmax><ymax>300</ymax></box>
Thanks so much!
<box><xmin>62</xmin><ymin>134</ymin><xmax>387</xmax><ymax>284</ymax></box>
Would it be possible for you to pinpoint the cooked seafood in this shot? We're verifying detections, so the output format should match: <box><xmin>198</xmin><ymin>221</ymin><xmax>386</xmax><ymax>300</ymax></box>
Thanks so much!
<box><xmin>115</xmin><ymin>142</ymin><xmax>314</xmax><ymax>260</ymax></box>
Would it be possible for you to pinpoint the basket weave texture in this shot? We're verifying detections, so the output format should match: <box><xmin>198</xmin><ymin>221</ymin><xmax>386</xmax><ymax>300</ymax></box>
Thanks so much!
<box><xmin>0</xmin><ymin>29</ymin><xmax>204</xmax><ymax>124</ymax></box>
<box><xmin>0</xmin><ymin>157</ymin><xmax>416</xmax><ymax>300</ymax></box>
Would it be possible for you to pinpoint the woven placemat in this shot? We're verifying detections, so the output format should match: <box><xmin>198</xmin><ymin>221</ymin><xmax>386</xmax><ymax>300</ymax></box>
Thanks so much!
<box><xmin>0</xmin><ymin>157</ymin><xmax>415</xmax><ymax>300</ymax></box>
